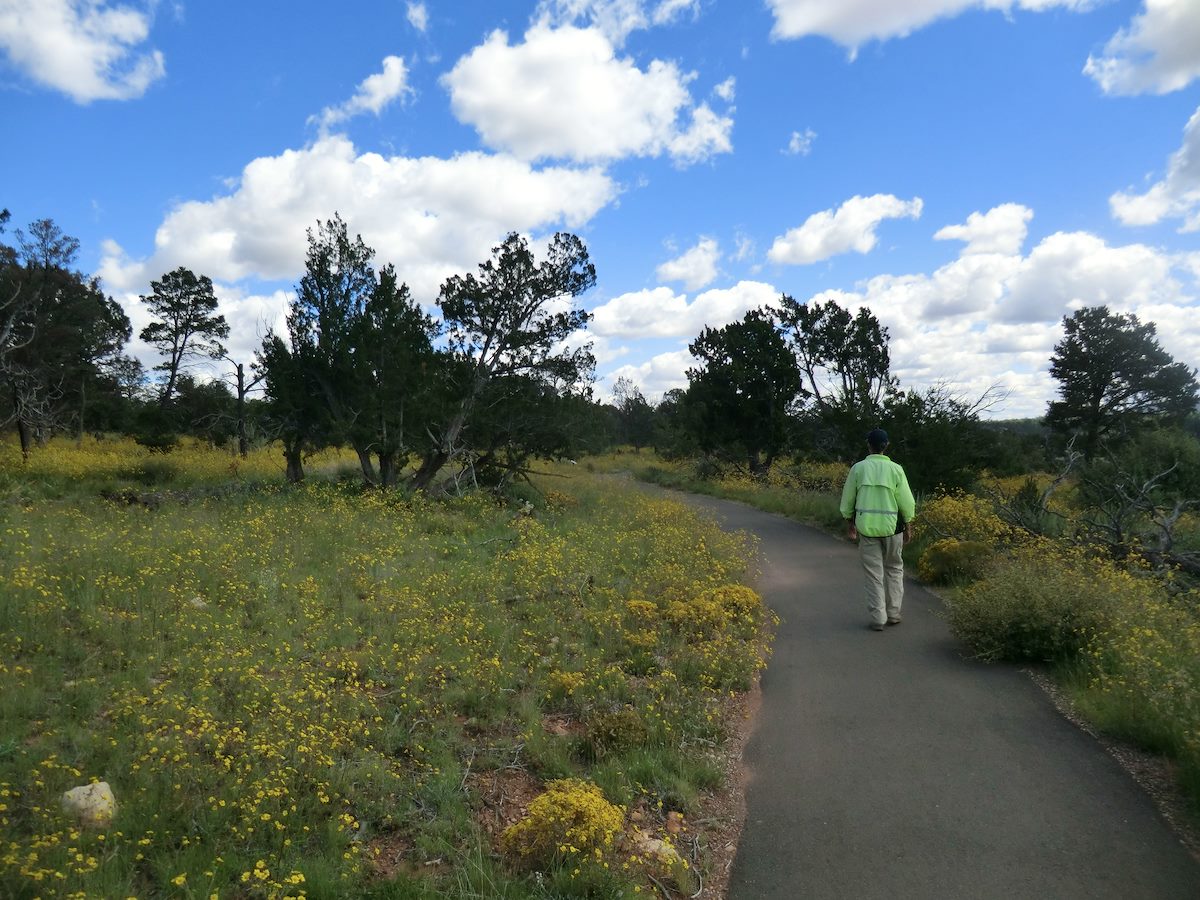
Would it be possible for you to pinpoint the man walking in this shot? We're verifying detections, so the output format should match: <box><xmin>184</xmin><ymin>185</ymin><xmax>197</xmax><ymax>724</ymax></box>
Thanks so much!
<box><xmin>839</xmin><ymin>429</ymin><xmax>916</xmax><ymax>631</ymax></box>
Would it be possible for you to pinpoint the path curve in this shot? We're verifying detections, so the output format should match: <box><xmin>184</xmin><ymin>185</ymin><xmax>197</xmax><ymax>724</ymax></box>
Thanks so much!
<box><xmin>668</xmin><ymin>490</ymin><xmax>1200</xmax><ymax>899</ymax></box>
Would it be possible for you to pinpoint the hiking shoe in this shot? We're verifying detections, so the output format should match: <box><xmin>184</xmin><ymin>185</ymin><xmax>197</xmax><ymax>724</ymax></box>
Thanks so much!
<box><xmin>870</xmin><ymin>622</ymin><xmax>885</xmax><ymax>631</ymax></box>
<box><xmin>887</xmin><ymin>617</ymin><xmax>902</xmax><ymax>626</ymax></box>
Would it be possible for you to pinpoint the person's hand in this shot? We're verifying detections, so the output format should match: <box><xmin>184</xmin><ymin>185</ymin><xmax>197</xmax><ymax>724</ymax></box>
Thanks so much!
<box><xmin>903</xmin><ymin>523</ymin><xmax>914</xmax><ymax>544</ymax></box>
<box><xmin>848</xmin><ymin>524</ymin><xmax>858</xmax><ymax>542</ymax></box>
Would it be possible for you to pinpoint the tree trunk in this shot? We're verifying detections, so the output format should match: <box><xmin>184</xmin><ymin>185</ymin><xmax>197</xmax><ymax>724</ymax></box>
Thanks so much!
<box><xmin>13</xmin><ymin>386</ymin><xmax>31</xmax><ymax>460</ymax></box>
<box><xmin>356</xmin><ymin>446</ymin><xmax>379</xmax><ymax>486</ymax></box>
<box><xmin>411</xmin><ymin>448</ymin><xmax>449</xmax><ymax>491</ymax></box>
<box><xmin>236</xmin><ymin>363</ymin><xmax>249</xmax><ymax>458</ymax></box>
<box><xmin>410</xmin><ymin>393</ymin><xmax>475</xmax><ymax>491</ymax></box>
<box><xmin>77</xmin><ymin>376</ymin><xmax>86</xmax><ymax>447</ymax></box>
<box><xmin>16</xmin><ymin>418</ymin><xmax>31</xmax><ymax>459</ymax></box>
<box><xmin>284</xmin><ymin>443</ymin><xmax>305</xmax><ymax>483</ymax></box>
<box><xmin>748</xmin><ymin>451</ymin><xmax>769</xmax><ymax>482</ymax></box>
<box><xmin>377</xmin><ymin>449</ymin><xmax>398</xmax><ymax>489</ymax></box>
<box><xmin>160</xmin><ymin>364</ymin><xmax>179</xmax><ymax>410</ymax></box>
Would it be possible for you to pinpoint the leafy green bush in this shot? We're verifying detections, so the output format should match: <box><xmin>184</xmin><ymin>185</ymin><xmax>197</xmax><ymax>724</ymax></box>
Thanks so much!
<box><xmin>945</xmin><ymin>548</ymin><xmax>1115</xmax><ymax>662</ymax></box>
<box><xmin>585</xmin><ymin>706</ymin><xmax>651</xmax><ymax>756</ymax></box>
<box><xmin>917</xmin><ymin>538</ymin><xmax>992</xmax><ymax>584</ymax></box>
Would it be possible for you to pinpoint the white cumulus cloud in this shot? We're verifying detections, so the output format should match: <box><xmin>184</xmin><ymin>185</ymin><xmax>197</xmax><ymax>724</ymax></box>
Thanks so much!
<box><xmin>0</xmin><ymin>0</ymin><xmax>165</xmax><ymax>102</ymax></box>
<box><xmin>590</xmin><ymin>280</ymin><xmax>779</xmax><ymax>339</ymax></box>
<box><xmin>1110</xmin><ymin>105</ymin><xmax>1200</xmax><ymax>231</ymax></box>
<box><xmin>768</xmin><ymin>194</ymin><xmax>923</xmax><ymax>265</ymax></box>
<box><xmin>765</xmin><ymin>0</ymin><xmax>1090</xmax><ymax>51</ymax></box>
<box><xmin>1002</xmin><ymin>231</ymin><xmax>1184</xmax><ymax>322</ymax></box>
<box><xmin>603</xmin><ymin>349</ymin><xmax>695</xmax><ymax>399</ymax></box>
<box><xmin>934</xmin><ymin>203</ymin><xmax>1033</xmax><ymax>255</ymax></box>
<box><xmin>311</xmin><ymin>56</ymin><xmax>413</xmax><ymax>133</ymax></box>
<box><xmin>1084</xmin><ymin>0</ymin><xmax>1200</xmax><ymax>95</ymax></box>
<box><xmin>656</xmin><ymin>237</ymin><xmax>721</xmax><ymax>290</ymax></box>
<box><xmin>443</xmin><ymin>24</ymin><xmax>733</xmax><ymax>165</ymax></box>
<box><xmin>99</xmin><ymin>134</ymin><xmax>618</xmax><ymax>304</ymax></box>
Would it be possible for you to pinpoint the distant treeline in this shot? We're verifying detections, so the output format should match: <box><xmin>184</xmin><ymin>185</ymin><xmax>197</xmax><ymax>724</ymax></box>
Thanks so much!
<box><xmin>3</xmin><ymin>207</ymin><xmax>1197</xmax><ymax>494</ymax></box>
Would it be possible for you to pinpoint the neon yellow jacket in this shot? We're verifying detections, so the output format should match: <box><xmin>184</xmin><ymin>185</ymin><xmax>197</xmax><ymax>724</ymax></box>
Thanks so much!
<box><xmin>839</xmin><ymin>454</ymin><xmax>916</xmax><ymax>537</ymax></box>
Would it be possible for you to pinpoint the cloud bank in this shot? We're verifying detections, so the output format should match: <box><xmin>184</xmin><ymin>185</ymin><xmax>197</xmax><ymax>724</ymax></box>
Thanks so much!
<box><xmin>0</xmin><ymin>0</ymin><xmax>165</xmax><ymax>102</ymax></box>
<box><xmin>1110</xmin><ymin>105</ymin><xmax>1200</xmax><ymax>232</ymax></box>
<box><xmin>597</xmin><ymin>205</ymin><xmax>1200</xmax><ymax>417</ymax></box>
<box><xmin>764</xmin><ymin>0</ymin><xmax>1089</xmax><ymax>51</ymax></box>
<box><xmin>100</xmin><ymin>135</ymin><xmax>617</xmax><ymax>303</ymax></box>
<box><xmin>443</xmin><ymin>24</ymin><xmax>733</xmax><ymax>165</ymax></box>
<box><xmin>1084</xmin><ymin>0</ymin><xmax>1200</xmax><ymax>95</ymax></box>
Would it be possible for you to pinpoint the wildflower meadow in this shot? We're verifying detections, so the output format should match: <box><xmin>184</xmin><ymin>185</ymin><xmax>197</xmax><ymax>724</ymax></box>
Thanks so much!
<box><xmin>0</xmin><ymin>438</ymin><xmax>774</xmax><ymax>898</ymax></box>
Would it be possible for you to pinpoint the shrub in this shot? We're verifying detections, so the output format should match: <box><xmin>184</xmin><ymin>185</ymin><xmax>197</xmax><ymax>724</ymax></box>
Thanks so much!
<box><xmin>586</xmin><ymin>706</ymin><xmax>651</xmax><ymax>756</ymax></box>
<box><xmin>1076</xmin><ymin>586</ymin><xmax>1200</xmax><ymax>778</ymax></box>
<box><xmin>703</xmin><ymin>583</ymin><xmax>761</xmax><ymax>618</ymax></box>
<box><xmin>500</xmin><ymin>779</ymin><xmax>625</xmax><ymax>869</ymax></box>
<box><xmin>678</xmin><ymin>633</ymin><xmax>770</xmax><ymax>691</ymax></box>
<box><xmin>663</xmin><ymin>596</ymin><xmax>730</xmax><ymax>639</ymax></box>
<box><xmin>917</xmin><ymin>538</ymin><xmax>992</xmax><ymax>584</ymax></box>
<box><xmin>786</xmin><ymin>459</ymin><xmax>850</xmax><ymax>492</ymax></box>
<box><xmin>916</xmin><ymin>491</ymin><xmax>1012</xmax><ymax>544</ymax></box>
<box><xmin>944</xmin><ymin>546</ymin><xmax>1117</xmax><ymax>662</ymax></box>
<box><xmin>691</xmin><ymin>455</ymin><xmax>724</xmax><ymax>481</ymax></box>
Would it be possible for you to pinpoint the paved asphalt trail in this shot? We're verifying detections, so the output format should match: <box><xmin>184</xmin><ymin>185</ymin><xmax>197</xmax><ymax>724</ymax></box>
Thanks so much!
<box><xmin>667</xmin><ymin>490</ymin><xmax>1200</xmax><ymax>900</ymax></box>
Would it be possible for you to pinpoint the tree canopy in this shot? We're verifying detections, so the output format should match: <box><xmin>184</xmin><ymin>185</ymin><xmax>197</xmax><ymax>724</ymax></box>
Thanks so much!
<box><xmin>139</xmin><ymin>267</ymin><xmax>229</xmax><ymax>407</ymax></box>
<box><xmin>412</xmin><ymin>231</ymin><xmax>596</xmax><ymax>490</ymax></box>
<box><xmin>777</xmin><ymin>295</ymin><xmax>895</xmax><ymax>456</ymax></box>
<box><xmin>1046</xmin><ymin>306</ymin><xmax>1199</xmax><ymax>459</ymax></box>
<box><xmin>685</xmin><ymin>309</ymin><xmax>802</xmax><ymax>478</ymax></box>
<box><xmin>2</xmin><ymin>217</ymin><xmax>130</xmax><ymax>454</ymax></box>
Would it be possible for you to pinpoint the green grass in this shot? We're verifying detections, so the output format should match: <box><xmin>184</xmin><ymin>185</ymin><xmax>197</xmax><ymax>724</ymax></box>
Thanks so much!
<box><xmin>0</xmin><ymin>445</ymin><xmax>771</xmax><ymax>898</ymax></box>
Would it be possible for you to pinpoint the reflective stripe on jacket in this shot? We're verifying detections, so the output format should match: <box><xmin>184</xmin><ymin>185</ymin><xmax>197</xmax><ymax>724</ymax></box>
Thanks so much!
<box><xmin>838</xmin><ymin>454</ymin><xmax>917</xmax><ymax>538</ymax></box>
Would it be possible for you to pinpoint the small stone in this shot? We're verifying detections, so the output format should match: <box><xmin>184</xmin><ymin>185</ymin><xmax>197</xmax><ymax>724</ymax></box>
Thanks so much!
<box><xmin>633</xmin><ymin>830</ymin><xmax>680</xmax><ymax>866</ymax></box>
<box><xmin>62</xmin><ymin>782</ymin><xmax>116</xmax><ymax>829</ymax></box>
<box><xmin>665</xmin><ymin>811</ymin><xmax>684</xmax><ymax>835</ymax></box>
<box><xmin>189</xmin><ymin>596</ymin><xmax>207</xmax><ymax>609</ymax></box>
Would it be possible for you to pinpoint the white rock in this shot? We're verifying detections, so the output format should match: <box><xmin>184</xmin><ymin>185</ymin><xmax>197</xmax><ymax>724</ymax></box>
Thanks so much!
<box><xmin>62</xmin><ymin>782</ymin><xmax>116</xmax><ymax>829</ymax></box>
<box><xmin>633</xmin><ymin>830</ymin><xmax>681</xmax><ymax>866</ymax></box>
<box><xmin>189</xmin><ymin>595</ymin><xmax>207</xmax><ymax>609</ymax></box>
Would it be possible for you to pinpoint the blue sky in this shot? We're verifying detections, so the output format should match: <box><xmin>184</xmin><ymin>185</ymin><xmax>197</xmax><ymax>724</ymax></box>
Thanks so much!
<box><xmin>2</xmin><ymin>0</ymin><xmax>1199</xmax><ymax>417</ymax></box>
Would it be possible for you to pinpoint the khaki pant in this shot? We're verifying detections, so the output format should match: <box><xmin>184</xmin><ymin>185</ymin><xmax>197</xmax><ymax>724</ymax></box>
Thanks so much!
<box><xmin>859</xmin><ymin>534</ymin><xmax>904</xmax><ymax>625</ymax></box>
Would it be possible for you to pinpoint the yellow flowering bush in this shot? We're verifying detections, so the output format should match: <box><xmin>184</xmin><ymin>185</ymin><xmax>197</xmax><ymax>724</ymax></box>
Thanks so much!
<box><xmin>547</xmin><ymin>670</ymin><xmax>587</xmax><ymax>700</ymax></box>
<box><xmin>915</xmin><ymin>490</ymin><xmax>1013</xmax><ymax>544</ymax></box>
<box><xmin>500</xmin><ymin>779</ymin><xmax>625</xmax><ymax>868</ymax></box>
<box><xmin>917</xmin><ymin>538</ymin><xmax>993</xmax><ymax>584</ymax></box>
<box><xmin>543</xmin><ymin>489</ymin><xmax>578</xmax><ymax>510</ymax></box>
<box><xmin>663</xmin><ymin>597</ymin><xmax>730</xmax><ymax>639</ymax></box>
<box><xmin>624</xmin><ymin>598</ymin><xmax>659</xmax><ymax>621</ymax></box>
<box><xmin>1080</xmin><ymin>588</ymin><xmax>1200</xmax><ymax>775</ymax></box>
<box><xmin>703</xmin><ymin>584</ymin><xmax>762</xmax><ymax>620</ymax></box>
<box><xmin>785</xmin><ymin>460</ymin><xmax>851</xmax><ymax>493</ymax></box>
